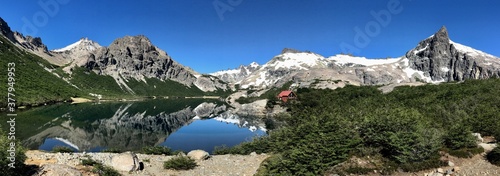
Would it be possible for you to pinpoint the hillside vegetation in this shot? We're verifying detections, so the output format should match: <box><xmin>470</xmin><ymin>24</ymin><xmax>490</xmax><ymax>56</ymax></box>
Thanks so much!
<box><xmin>215</xmin><ymin>78</ymin><xmax>500</xmax><ymax>175</ymax></box>
<box><xmin>0</xmin><ymin>36</ymin><xmax>230</xmax><ymax>108</ymax></box>
<box><xmin>0</xmin><ymin>36</ymin><xmax>82</xmax><ymax>107</ymax></box>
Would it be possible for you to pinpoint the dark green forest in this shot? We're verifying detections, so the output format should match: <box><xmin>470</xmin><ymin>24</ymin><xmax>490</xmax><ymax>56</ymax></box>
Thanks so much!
<box><xmin>215</xmin><ymin>78</ymin><xmax>500</xmax><ymax>175</ymax></box>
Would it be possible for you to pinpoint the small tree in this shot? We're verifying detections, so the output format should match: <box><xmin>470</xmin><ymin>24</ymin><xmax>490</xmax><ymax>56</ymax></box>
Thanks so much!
<box><xmin>444</xmin><ymin>123</ymin><xmax>477</xmax><ymax>150</ymax></box>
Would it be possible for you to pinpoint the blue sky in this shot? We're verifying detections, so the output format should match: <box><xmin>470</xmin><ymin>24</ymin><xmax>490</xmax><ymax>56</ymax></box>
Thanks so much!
<box><xmin>1</xmin><ymin>0</ymin><xmax>499</xmax><ymax>73</ymax></box>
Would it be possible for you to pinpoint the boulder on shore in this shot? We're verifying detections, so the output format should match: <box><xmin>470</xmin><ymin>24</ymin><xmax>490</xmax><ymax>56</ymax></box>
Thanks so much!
<box><xmin>109</xmin><ymin>152</ymin><xmax>140</xmax><ymax>172</ymax></box>
<box><xmin>187</xmin><ymin>150</ymin><xmax>210</xmax><ymax>160</ymax></box>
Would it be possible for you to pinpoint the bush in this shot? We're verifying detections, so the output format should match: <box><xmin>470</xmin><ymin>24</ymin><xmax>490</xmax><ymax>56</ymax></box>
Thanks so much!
<box><xmin>0</xmin><ymin>130</ymin><xmax>27</xmax><ymax>176</ymax></box>
<box><xmin>398</xmin><ymin>156</ymin><xmax>448</xmax><ymax>172</ymax></box>
<box><xmin>52</xmin><ymin>146</ymin><xmax>74</xmax><ymax>153</ymax></box>
<box><xmin>142</xmin><ymin>146</ymin><xmax>173</xmax><ymax>155</ymax></box>
<box><xmin>163</xmin><ymin>156</ymin><xmax>197</xmax><ymax>170</ymax></box>
<box><xmin>81</xmin><ymin>158</ymin><xmax>98</xmax><ymax>166</ymax></box>
<box><xmin>447</xmin><ymin>147</ymin><xmax>484</xmax><ymax>158</ymax></box>
<box><xmin>92</xmin><ymin>163</ymin><xmax>121</xmax><ymax>176</ymax></box>
<box><xmin>360</xmin><ymin>108</ymin><xmax>443</xmax><ymax>164</ymax></box>
<box><xmin>444</xmin><ymin>123</ymin><xmax>477</xmax><ymax>150</ymax></box>
<box><xmin>486</xmin><ymin>146</ymin><xmax>500</xmax><ymax>166</ymax></box>
<box><xmin>102</xmin><ymin>148</ymin><xmax>122</xmax><ymax>153</ymax></box>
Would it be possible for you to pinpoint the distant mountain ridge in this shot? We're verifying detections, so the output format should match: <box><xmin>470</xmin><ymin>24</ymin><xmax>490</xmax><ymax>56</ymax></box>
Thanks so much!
<box><xmin>0</xmin><ymin>17</ymin><xmax>228</xmax><ymax>95</ymax></box>
<box><xmin>210</xmin><ymin>62</ymin><xmax>260</xmax><ymax>84</ymax></box>
<box><xmin>2</xmin><ymin>15</ymin><xmax>500</xmax><ymax>105</ymax></box>
<box><xmin>211</xmin><ymin>26</ymin><xmax>500</xmax><ymax>90</ymax></box>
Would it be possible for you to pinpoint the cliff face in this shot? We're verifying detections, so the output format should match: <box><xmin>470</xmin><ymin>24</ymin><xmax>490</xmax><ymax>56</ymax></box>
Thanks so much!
<box><xmin>213</xmin><ymin>27</ymin><xmax>500</xmax><ymax>90</ymax></box>
<box><xmin>86</xmin><ymin>36</ymin><xmax>198</xmax><ymax>90</ymax></box>
<box><xmin>406</xmin><ymin>26</ymin><xmax>500</xmax><ymax>82</ymax></box>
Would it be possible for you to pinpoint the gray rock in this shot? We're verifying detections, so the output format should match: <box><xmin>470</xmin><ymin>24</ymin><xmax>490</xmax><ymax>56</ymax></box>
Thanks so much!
<box><xmin>110</xmin><ymin>152</ymin><xmax>140</xmax><ymax>172</ymax></box>
<box><xmin>0</xmin><ymin>17</ymin><xmax>15</xmax><ymax>43</ymax></box>
<box><xmin>85</xmin><ymin>35</ymin><xmax>228</xmax><ymax>92</ymax></box>
<box><xmin>406</xmin><ymin>26</ymin><xmax>500</xmax><ymax>82</ymax></box>
<box><xmin>446</xmin><ymin>169</ymin><xmax>453</xmax><ymax>175</ymax></box>
<box><xmin>472</xmin><ymin>133</ymin><xmax>484</xmax><ymax>143</ymax></box>
<box><xmin>90</xmin><ymin>36</ymin><xmax>195</xmax><ymax>85</ymax></box>
<box><xmin>187</xmin><ymin>150</ymin><xmax>210</xmax><ymax>160</ymax></box>
<box><xmin>35</xmin><ymin>164</ymin><xmax>82</xmax><ymax>176</ymax></box>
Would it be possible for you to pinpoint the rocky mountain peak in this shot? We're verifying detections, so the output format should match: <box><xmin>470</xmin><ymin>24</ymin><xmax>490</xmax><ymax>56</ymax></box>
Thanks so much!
<box><xmin>435</xmin><ymin>26</ymin><xmax>449</xmax><ymax>41</ymax></box>
<box><xmin>109</xmin><ymin>35</ymin><xmax>159</xmax><ymax>55</ymax></box>
<box><xmin>281</xmin><ymin>48</ymin><xmax>301</xmax><ymax>54</ymax></box>
<box><xmin>405</xmin><ymin>26</ymin><xmax>500</xmax><ymax>82</ymax></box>
<box><xmin>0</xmin><ymin>17</ymin><xmax>16</xmax><ymax>42</ymax></box>
<box><xmin>112</xmin><ymin>35</ymin><xmax>152</xmax><ymax>46</ymax></box>
<box><xmin>0</xmin><ymin>17</ymin><xmax>12</xmax><ymax>36</ymax></box>
<box><xmin>52</xmin><ymin>37</ymin><xmax>102</xmax><ymax>52</ymax></box>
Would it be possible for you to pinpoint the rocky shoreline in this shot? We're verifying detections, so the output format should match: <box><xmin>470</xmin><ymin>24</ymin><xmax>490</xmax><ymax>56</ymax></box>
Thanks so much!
<box><xmin>26</xmin><ymin>150</ymin><xmax>268</xmax><ymax>176</ymax></box>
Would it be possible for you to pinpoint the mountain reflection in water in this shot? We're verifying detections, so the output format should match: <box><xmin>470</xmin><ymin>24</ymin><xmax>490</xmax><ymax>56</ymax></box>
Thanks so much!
<box><xmin>13</xmin><ymin>99</ymin><xmax>266</xmax><ymax>153</ymax></box>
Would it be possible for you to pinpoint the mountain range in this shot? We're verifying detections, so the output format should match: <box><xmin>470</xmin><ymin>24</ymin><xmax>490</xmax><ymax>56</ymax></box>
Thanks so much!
<box><xmin>1</xmin><ymin>16</ymin><xmax>499</xmax><ymax>106</ymax></box>
<box><xmin>211</xmin><ymin>27</ymin><xmax>500</xmax><ymax>90</ymax></box>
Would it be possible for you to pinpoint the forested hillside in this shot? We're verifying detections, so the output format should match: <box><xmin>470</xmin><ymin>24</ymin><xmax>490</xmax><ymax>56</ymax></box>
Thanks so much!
<box><xmin>216</xmin><ymin>78</ymin><xmax>500</xmax><ymax>175</ymax></box>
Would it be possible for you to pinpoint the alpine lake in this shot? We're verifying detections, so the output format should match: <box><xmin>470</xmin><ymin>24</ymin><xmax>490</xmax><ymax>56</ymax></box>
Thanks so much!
<box><xmin>3</xmin><ymin>99</ymin><xmax>267</xmax><ymax>154</ymax></box>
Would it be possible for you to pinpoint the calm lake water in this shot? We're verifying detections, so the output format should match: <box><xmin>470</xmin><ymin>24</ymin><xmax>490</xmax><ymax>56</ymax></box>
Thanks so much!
<box><xmin>7</xmin><ymin>99</ymin><xmax>266</xmax><ymax>153</ymax></box>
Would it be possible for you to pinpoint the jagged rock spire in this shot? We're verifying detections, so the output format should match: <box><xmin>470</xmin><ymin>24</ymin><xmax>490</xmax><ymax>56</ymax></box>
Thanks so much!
<box><xmin>433</xmin><ymin>25</ymin><xmax>450</xmax><ymax>43</ymax></box>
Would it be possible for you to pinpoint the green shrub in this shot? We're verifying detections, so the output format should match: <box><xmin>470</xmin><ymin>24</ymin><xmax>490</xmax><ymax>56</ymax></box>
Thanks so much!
<box><xmin>0</xmin><ymin>130</ymin><xmax>27</xmax><ymax>176</ymax></box>
<box><xmin>142</xmin><ymin>146</ymin><xmax>173</xmax><ymax>155</ymax></box>
<box><xmin>81</xmin><ymin>158</ymin><xmax>98</xmax><ymax>166</ymax></box>
<box><xmin>163</xmin><ymin>156</ymin><xmax>197</xmax><ymax>170</ymax></box>
<box><xmin>398</xmin><ymin>156</ymin><xmax>448</xmax><ymax>172</ymax></box>
<box><xmin>92</xmin><ymin>163</ymin><xmax>121</xmax><ymax>176</ymax></box>
<box><xmin>51</xmin><ymin>146</ymin><xmax>74</xmax><ymax>153</ymax></box>
<box><xmin>102</xmin><ymin>148</ymin><xmax>122</xmax><ymax>153</ymax></box>
<box><xmin>444</xmin><ymin>123</ymin><xmax>477</xmax><ymax>150</ymax></box>
<box><xmin>448</xmin><ymin>147</ymin><xmax>484</xmax><ymax>158</ymax></box>
<box><xmin>359</xmin><ymin>108</ymin><xmax>443</xmax><ymax>164</ymax></box>
<box><xmin>486</xmin><ymin>146</ymin><xmax>500</xmax><ymax>166</ymax></box>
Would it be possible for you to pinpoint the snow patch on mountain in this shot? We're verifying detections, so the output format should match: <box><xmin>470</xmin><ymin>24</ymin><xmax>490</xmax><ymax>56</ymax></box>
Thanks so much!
<box><xmin>210</xmin><ymin>62</ymin><xmax>261</xmax><ymax>84</ymax></box>
<box><xmin>329</xmin><ymin>54</ymin><xmax>401</xmax><ymax>66</ymax></box>
<box><xmin>52</xmin><ymin>38</ymin><xmax>101</xmax><ymax>52</ymax></box>
<box><xmin>450</xmin><ymin>40</ymin><xmax>497</xmax><ymax>58</ymax></box>
<box><xmin>267</xmin><ymin>52</ymin><xmax>327</xmax><ymax>70</ymax></box>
